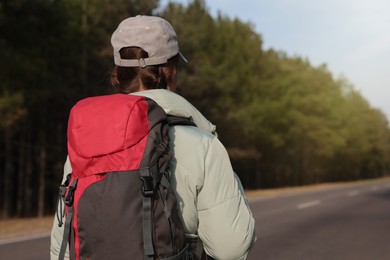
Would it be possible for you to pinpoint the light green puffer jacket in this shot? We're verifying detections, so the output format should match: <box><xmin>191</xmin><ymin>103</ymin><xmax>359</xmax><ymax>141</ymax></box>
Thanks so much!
<box><xmin>50</xmin><ymin>89</ymin><xmax>256</xmax><ymax>260</ymax></box>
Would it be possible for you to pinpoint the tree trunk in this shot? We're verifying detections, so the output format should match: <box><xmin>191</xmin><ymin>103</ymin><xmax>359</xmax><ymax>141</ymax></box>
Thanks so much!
<box><xmin>17</xmin><ymin>129</ymin><xmax>26</xmax><ymax>217</ymax></box>
<box><xmin>81</xmin><ymin>0</ymin><xmax>89</xmax><ymax>95</ymax></box>
<box><xmin>1</xmin><ymin>128</ymin><xmax>12</xmax><ymax>218</ymax></box>
<box><xmin>24</xmin><ymin>128</ymin><xmax>33</xmax><ymax>217</ymax></box>
<box><xmin>38</xmin><ymin>129</ymin><xmax>47</xmax><ymax>217</ymax></box>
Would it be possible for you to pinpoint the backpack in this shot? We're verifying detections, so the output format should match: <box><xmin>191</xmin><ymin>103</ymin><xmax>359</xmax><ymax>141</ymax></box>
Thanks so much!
<box><xmin>56</xmin><ymin>94</ymin><xmax>194</xmax><ymax>260</ymax></box>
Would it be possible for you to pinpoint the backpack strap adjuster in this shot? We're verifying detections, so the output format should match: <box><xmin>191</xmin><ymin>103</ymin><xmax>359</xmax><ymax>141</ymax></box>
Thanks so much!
<box><xmin>140</xmin><ymin>176</ymin><xmax>154</xmax><ymax>197</ymax></box>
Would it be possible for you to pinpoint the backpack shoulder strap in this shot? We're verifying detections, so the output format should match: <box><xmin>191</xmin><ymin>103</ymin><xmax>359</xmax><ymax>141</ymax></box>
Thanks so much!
<box><xmin>167</xmin><ymin>116</ymin><xmax>197</xmax><ymax>127</ymax></box>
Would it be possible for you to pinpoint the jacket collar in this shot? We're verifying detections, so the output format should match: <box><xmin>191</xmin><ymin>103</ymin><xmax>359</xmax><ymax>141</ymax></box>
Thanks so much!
<box><xmin>132</xmin><ymin>89</ymin><xmax>216</xmax><ymax>135</ymax></box>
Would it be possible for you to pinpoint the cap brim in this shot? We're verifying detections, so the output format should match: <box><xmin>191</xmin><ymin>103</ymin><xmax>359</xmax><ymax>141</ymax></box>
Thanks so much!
<box><xmin>179</xmin><ymin>52</ymin><xmax>188</xmax><ymax>63</ymax></box>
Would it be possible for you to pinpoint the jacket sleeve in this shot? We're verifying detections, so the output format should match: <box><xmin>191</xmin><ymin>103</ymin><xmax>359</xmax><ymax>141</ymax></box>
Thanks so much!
<box><xmin>50</xmin><ymin>157</ymin><xmax>71</xmax><ymax>260</ymax></box>
<box><xmin>197</xmin><ymin>137</ymin><xmax>256</xmax><ymax>260</ymax></box>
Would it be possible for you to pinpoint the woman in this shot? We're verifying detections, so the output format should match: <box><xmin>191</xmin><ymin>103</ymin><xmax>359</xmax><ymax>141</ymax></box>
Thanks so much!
<box><xmin>51</xmin><ymin>15</ymin><xmax>256</xmax><ymax>260</ymax></box>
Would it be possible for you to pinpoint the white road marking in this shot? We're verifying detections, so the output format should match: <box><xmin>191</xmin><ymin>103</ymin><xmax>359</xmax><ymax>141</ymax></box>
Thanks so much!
<box><xmin>297</xmin><ymin>200</ymin><xmax>321</xmax><ymax>209</ymax></box>
<box><xmin>348</xmin><ymin>190</ymin><xmax>360</xmax><ymax>197</ymax></box>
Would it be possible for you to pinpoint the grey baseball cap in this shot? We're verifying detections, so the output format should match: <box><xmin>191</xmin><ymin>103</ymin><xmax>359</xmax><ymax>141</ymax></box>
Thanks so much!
<box><xmin>111</xmin><ymin>15</ymin><xmax>187</xmax><ymax>67</ymax></box>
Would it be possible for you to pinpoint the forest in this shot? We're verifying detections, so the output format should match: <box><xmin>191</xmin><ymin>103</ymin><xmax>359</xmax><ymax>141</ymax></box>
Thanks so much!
<box><xmin>1</xmin><ymin>0</ymin><xmax>389</xmax><ymax>218</ymax></box>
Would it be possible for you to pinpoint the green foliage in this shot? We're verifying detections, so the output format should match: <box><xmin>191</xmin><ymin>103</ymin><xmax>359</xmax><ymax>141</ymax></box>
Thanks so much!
<box><xmin>161</xmin><ymin>2</ymin><xmax>389</xmax><ymax>187</ymax></box>
<box><xmin>0</xmin><ymin>91</ymin><xmax>26</xmax><ymax>129</ymax></box>
<box><xmin>0</xmin><ymin>0</ymin><xmax>160</xmax><ymax>218</ymax></box>
<box><xmin>1</xmin><ymin>0</ymin><xmax>389</xmax><ymax>217</ymax></box>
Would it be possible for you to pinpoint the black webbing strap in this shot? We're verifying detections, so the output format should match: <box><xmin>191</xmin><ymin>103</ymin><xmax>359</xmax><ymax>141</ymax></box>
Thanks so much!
<box><xmin>56</xmin><ymin>174</ymin><xmax>71</xmax><ymax>228</ymax></box>
<box><xmin>58</xmin><ymin>179</ymin><xmax>78</xmax><ymax>260</ymax></box>
<box><xmin>160</xmin><ymin>172</ymin><xmax>180</xmax><ymax>252</ymax></box>
<box><xmin>162</xmin><ymin>244</ymin><xmax>190</xmax><ymax>260</ymax></box>
<box><xmin>140</xmin><ymin>168</ymin><xmax>155</xmax><ymax>260</ymax></box>
<box><xmin>167</xmin><ymin>116</ymin><xmax>197</xmax><ymax>127</ymax></box>
<box><xmin>160</xmin><ymin>172</ymin><xmax>171</xmax><ymax>190</ymax></box>
<box><xmin>195</xmin><ymin>238</ymin><xmax>205</xmax><ymax>260</ymax></box>
<box><xmin>143</xmin><ymin>196</ymin><xmax>154</xmax><ymax>259</ymax></box>
<box><xmin>58</xmin><ymin>206</ymin><xmax>72</xmax><ymax>260</ymax></box>
<box><xmin>160</xmin><ymin>174</ymin><xmax>171</xmax><ymax>214</ymax></box>
<box><xmin>187</xmin><ymin>237</ymin><xmax>210</xmax><ymax>260</ymax></box>
<box><xmin>69</xmin><ymin>216</ymin><xmax>76</xmax><ymax>260</ymax></box>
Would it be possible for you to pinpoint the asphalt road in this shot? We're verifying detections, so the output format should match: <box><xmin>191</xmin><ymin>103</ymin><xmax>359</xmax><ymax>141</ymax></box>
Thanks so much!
<box><xmin>0</xmin><ymin>234</ymin><xmax>50</xmax><ymax>259</ymax></box>
<box><xmin>1</xmin><ymin>178</ymin><xmax>389</xmax><ymax>260</ymax></box>
<box><xmin>247</xmin><ymin>178</ymin><xmax>390</xmax><ymax>260</ymax></box>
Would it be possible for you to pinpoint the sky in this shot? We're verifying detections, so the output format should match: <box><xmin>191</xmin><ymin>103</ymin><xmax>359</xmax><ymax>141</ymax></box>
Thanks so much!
<box><xmin>160</xmin><ymin>0</ymin><xmax>390</xmax><ymax>120</ymax></box>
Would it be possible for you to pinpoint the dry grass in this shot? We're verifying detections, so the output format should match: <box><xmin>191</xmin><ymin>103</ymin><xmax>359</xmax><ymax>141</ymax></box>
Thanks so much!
<box><xmin>245</xmin><ymin>176</ymin><xmax>390</xmax><ymax>199</ymax></box>
<box><xmin>0</xmin><ymin>216</ymin><xmax>53</xmax><ymax>240</ymax></box>
<box><xmin>245</xmin><ymin>182</ymin><xmax>346</xmax><ymax>198</ymax></box>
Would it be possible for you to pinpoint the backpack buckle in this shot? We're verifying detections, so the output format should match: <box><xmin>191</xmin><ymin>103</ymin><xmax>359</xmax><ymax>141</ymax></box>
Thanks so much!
<box><xmin>58</xmin><ymin>173</ymin><xmax>72</xmax><ymax>198</ymax></box>
<box><xmin>64</xmin><ymin>179</ymin><xmax>78</xmax><ymax>206</ymax></box>
<box><xmin>59</xmin><ymin>185</ymin><xmax>67</xmax><ymax>197</ymax></box>
<box><xmin>140</xmin><ymin>176</ymin><xmax>154</xmax><ymax>197</ymax></box>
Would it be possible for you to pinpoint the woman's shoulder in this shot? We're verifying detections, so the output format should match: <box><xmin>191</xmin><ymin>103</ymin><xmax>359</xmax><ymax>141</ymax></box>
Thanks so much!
<box><xmin>169</xmin><ymin>125</ymin><xmax>216</xmax><ymax>156</ymax></box>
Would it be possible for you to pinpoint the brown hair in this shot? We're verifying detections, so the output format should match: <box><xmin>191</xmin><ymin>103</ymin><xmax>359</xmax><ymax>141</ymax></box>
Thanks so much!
<box><xmin>111</xmin><ymin>47</ymin><xmax>179</xmax><ymax>93</ymax></box>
